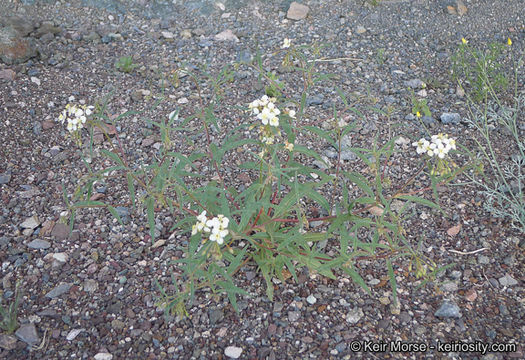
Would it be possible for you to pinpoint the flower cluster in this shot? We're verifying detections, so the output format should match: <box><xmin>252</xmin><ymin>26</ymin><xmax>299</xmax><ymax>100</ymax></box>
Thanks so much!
<box><xmin>413</xmin><ymin>133</ymin><xmax>456</xmax><ymax>159</ymax></box>
<box><xmin>249</xmin><ymin>95</ymin><xmax>281</xmax><ymax>127</ymax></box>
<box><xmin>191</xmin><ymin>211</ymin><xmax>229</xmax><ymax>245</ymax></box>
<box><xmin>57</xmin><ymin>103</ymin><xmax>94</xmax><ymax>133</ymax></box>
<box><xmin>281</xmin><ymin>38</ymin><xmax>291</xmax><ymax>49</ymax></box>
<box><xmin>413</xmin><ymin>134</ymin><xmax>457</xmax><ymax>175</ymax></box>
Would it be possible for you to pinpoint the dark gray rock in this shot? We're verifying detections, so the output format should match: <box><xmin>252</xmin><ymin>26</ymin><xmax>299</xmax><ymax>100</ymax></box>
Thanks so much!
<box><xmin>434</xmin><ymin>300</ymin><xmax>461</xmax><ymax>318</ymax></box>
<box><xmin>440</xmin><ymin>112</ymin><xmax>461</xmax><ymax>124</ymax></box>
<box><xmin>45</xmin><ymin>283</ymin><xmax>72</xmax><ymax>299</ymax></box>
<box><xmin>0</xmin><ymin>172</ymin><xmax>11</xmax><ymax>184</ymax></box>
<box><xmin>15</xmin><ymin>323</ymin><xmax>40</xmax><ymax>347</ymax></box>
<box><xmin>27</xmin><ymin>239</ymin><xmax>51</xmax><ymax>249</ymax></box>
<box><xmin>208</xmin><ymin>308</ymin><xmax>224</xmax><ymax>325</ymax></box>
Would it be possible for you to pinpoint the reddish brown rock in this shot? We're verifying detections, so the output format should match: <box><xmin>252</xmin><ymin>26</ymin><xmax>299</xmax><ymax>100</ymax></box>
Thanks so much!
<box><xmin>0</xmin><ymin>26</ymin><xmax>38</xmax><ymax>65</ymax></box>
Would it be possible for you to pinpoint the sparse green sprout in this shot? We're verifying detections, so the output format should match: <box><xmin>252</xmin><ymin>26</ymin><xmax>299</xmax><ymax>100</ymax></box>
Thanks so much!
<box><xmin>0</xmin><ymin>282</ymin><xmax>22</xmax><ymax>334</ymax></box>
<box><xmin>115</xmin><ymin>55</ymin><xmax>138</xmax><ymax>73</ymax></box>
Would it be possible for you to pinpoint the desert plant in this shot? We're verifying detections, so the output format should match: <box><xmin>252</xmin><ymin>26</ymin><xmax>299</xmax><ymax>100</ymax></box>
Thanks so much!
<box><xmin>56</xmin><ymin>39</ymin><xmax>467</xmax><ymax>317</ymax></box>
<box><xmin>0</xmin><ymin>282</ymin><xmax>22</xmax><ymax>334</ymax></box>
<box><xmin>115</xmin><ymin>55</ymin><xmax>138</xmax><ymax>73</ymax></box>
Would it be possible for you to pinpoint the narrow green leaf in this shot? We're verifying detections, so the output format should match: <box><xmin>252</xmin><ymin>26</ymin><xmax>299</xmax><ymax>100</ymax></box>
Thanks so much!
<box><xmin>146</xmin><ymin>196</ymin><xmax>155</xmax><ymax>242</ymax></box>
<box><xmin>127</xmin><ymin>173</ymin><xmax>136</xmax><ymax>209</ymax></box>
<box><xmin>396</xmin><ymin>195</ymin><xmax>440</xmax><ymax>210</ymax></box>
<box><xmin>345</xmin><ymin>171</ymin><xmax>374</xmax><ymax>197</ymax></box>
<box><xmin>100</xmin><ymin>149</ymin><xmax>124</xmax><ymax>166</ymax></box>
<box><xmin>107</xmin><ymin>206</ymin><xmax>123</xmax><ymax>226</ymax></box>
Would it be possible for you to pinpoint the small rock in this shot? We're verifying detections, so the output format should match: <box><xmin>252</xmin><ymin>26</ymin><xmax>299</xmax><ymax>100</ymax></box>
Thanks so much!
<box><xmin>111</xmin><ymin>319</ymin><xmax>125</xmax><ymax>330</ymax></box>
<box><xmin>160</xmin><ymin>31</ymin><xmax>174</xmax><ymax>39</ymax></box>
<box><xmin>498</xmin><ymin>274</ymin><xmax>518</xmax><ymax>287</ymax></box>
<box><xmin>434</xmin><ymin>300</ymin><xmax>461</xmax><ymax>318</ymax></box>
<box><xmin>151</xmin><ymin>239</ymin><xmax>166</xmax><ymax>249</ymax></box>
<box><xmin>0</xmin><ymin>68</ymin><xmax>16</xmax><ymax>80</ymax></box>
<box><xmin>51</xmin><ymin>223</ymin><xmax>69</xmax><ymax>240</ymax></box>
<box><xmin>209</xmin><ymin>308</ymin><xmax>224</xmax><ymax>325</ymax></box>
<box><xmin>83</xmin><ymin>279</ymin><xmax>98</xmax><ymax>293</ymax></box>
<box><xmin>421</xmin><ymin>115</ymin><xmax>436</xmax><ymax>125</ymax></box>
<box><xmin>0</xmin><ymin>172</ymin><xmax>11</xmax><ymax>184</ymax></box>
<box><xmin>0</xmin><ymin>26</ymin><xmax>38</xmax><ymax>65</ymax></box>
<box><xmin>287</xmin><ymin>2</ymin><xmax>309</xmax><ymax>20</ymax></box>
<box><xmin>441</xmin><ymin>281</ymin><xmax>458</xmax><ymax>292</ymax></box>
<box><xmin>0</xmin><ymin>334</ymin><xmax>17</xmax><ymax>350</ymax></box>
<box><xmin>30</xmin><ymin>76</ymin><xmax>40</xmax><ymax>85</ymax></box>
<box><xmin>15</xmin><ymin>323</ymin><xmax>40</xmax><ymax>347</ymax></box>
<box><xmin>404</xmin><ymin>79</ymin><xmax>425</xmax><ymax>89</ymax></box>
<box><xmin>440</xmin><ymin>112</ymin><xmax>461</xmax><ymax>125</ymax></box>
<box><xmin>356</xmin><ymin>26</ymin><xmax>366</xmax><ymax>34</ymax></box>
<box><xmin>214</xmin><ymin>29</ymin><xmax>239</xmax><ymax>42</ymax></box>
<box><xmin>21</xmin><ymin>216</ymin><xmax>40</xmax><ymax>229</ymax></box>
<box><xmin>306</xmin><ymin>295</ymin><xmax>317</xmax><ymax>305</ymax></box>
<box><xmin>66</xmin><ymin>328</ymin><xmax>84</xmax><ymax>341</ymax></box>
<box><xmin>180</xmin><ymin>29</ymin><xmax>192</xmax><ymax>39</ymax></box>
<box><xmin>288</xmin><ymin>311</ymin><xmax>301</xmax><ymax>322</ymax></box>
<box><xmin>464</xmin><ymin>289</ymin><xmax>477</xmax><ymax>302</ymax></box>
<box><xmin>27</xmin><ymin>239</ymin><xmax>51</xmax><ymax>249</ymax></box>
<box><xmin>456</xmin><ymin>0</ymin><xmax>468</xmax><ymax>16</ymax></box>
<box><xmin>52</xmin><ymin>252</ymin><xmax>68</xmax><ymax>263</ymax></box>
<box><xmin>45</xmin><ymin>283</ymin><xmax>72</xmax><ymax>299</ymax></box>
<box><xmin>224</xmin><ymin>346</ymin><xmax>243</xmax><ymax>359</ymax></box>
<box><xmin>94</xmin><ymin>353</ymin><xmax>113</xmax><ymax>360</ymax></box>
<box><xmin>346</xmin><ymin>308</ymin><xmax>364</xmax><ymax>324</ymax></box>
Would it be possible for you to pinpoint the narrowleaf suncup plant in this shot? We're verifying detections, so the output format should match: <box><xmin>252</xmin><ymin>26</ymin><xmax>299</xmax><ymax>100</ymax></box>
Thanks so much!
<box><xmin>56</xmin><ymin>39</ymin><xmax>473</xmax><ymax>318</ymax></box>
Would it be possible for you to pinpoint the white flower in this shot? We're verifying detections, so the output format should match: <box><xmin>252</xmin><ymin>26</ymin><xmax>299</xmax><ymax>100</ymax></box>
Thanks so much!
<box><xmin>259</xmin><ymin>107</ymin><xmax>272</xmax><ymax>125</ymax></box>
<box><xmin>282</xmin><ymin>38</ymin><xmax>291</xmax><ymax>49</ymax></box>
<box><xmin>269</xmin><ymin>116</ymin><xmax>279</xmax><ymax>127</ymax></box>
<box><xmin>288</xmin><ymin>110</ymin><xmax>296</xmax><ymax>118</ymax></box>
<box><xmin>197</xmin><ymin>211</ymin><xmax>207</xmax><ymax>223</ymax></box>
<box><xmin>413</xmin><ymin>138</ymin><xmax>429</xmax><ymax>155</ymax></box>
<box><xmin>168</xmin><ymin>110</ymin><xmax>179</xmax><ymax>122</ymax></box>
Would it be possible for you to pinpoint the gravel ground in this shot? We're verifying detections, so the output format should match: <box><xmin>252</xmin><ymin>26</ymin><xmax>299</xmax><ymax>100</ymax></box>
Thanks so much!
<box><xmin>0</xmin><ymin>0</ymin><xmax>524</xmax><ymax>359</ymax></box>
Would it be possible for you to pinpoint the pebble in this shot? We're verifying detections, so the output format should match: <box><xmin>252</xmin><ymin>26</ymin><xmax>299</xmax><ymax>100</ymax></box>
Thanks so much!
<box><xmin>0</xmin><ymin>334</ymin><xmax>17</xmax><ymax>350</ymax></box>
<box><xmin>21</xmin><ymin>216</ymin><xmax>40</xmax><ymax>229</ymax></box>
<box><xmin>66</xmin><ymin>328</ymin><xmax>84</xmax><ymax>341</ymax></box>
<box><xmin>224</xmin><ymin>346</ymin><xmax>243</xmax><ymax>359</ymax></box>
<box><xmin>440</xmin><ymin>112</ymin><xmax>461</xmax><ymax>124</ymax></box>
<box><xmin>53</xmin><ymin>252</ymin><xmax>68</xmax><ymax>263</ymax></box>
<box><xmin>441</xmin><ymin>281</ymin><xmax>458</xmax><ymax>292</ymax></box>
<box><xmin>214</xmin><ymin>29</ymin><xmax>239</xmax><ymax>42</ymax></box>
<box><xmin>51</xmin><ymin>223</ymin><xmax>69</xmax><ymax>240</ymax></box>
<box><xmin>94</xmin><ymin>353</ymin><xmax>113</xmax><ymax>360</ymax></box>
<box><xmin>498</xmin><ymin>274</ymin><xmax>518</xmax><ymax>287</ymax></box>
<box><xmin>30</xmin><ymin>76</ymin><xmax>40</xmax><ymax>85</ymax></box>
<box><xmin>356</xmin><ymin>25</ymin><xmax>366</xmax><ymax>34</ymax></box>
<box><xmin>15</xmin><ymin>323</ymin><xmax>40</xmax><ymax>347</ymax></box>
<box><xmin>306</xmin><ymin>295</ymin><xmax>317</xmax><ymax>305</ymax></box>
<box><xmin>27</xmin><ymin>239</ymin><xmax>51</xmax><ymax>249</ymax></box>
<box><xmin>288</xmin><ymin>311</ymin><xmax>301</xmax><ymax>322</ymax></box>
<box><xmin>287</xmin><ymin>2</ymin><xmax>309</xmax><ymax>20</ymax></box>
<box><xmin>209</xmin><ymin>308</ymin><xmax>224</xmax><ymax>325</ymax></box>
<box><xmin>346</xmin><ymin>307</ymin><xmax>364</xmax><ymax>324</ymax></box>
<box><xmin>83</xmin><ymin>279</ymin><xmax>98</xmax><ymax>293</ymax></box>
<box><xmin>434</xmin><ymin>300</ymin><xmax>461</xmax><ymax>318</ymax></box>
<box><xmin>45</xmin><ymin>283</ymin><xmax>72</xmax><ymax>299</ymax></box>
<box><xmin>0</xmin><ymin>172</ymin><xmax>11</xmax><ymax>184</ymax></box>
<box><xmin>404</xmin><ymin>79</ymin><xmax>425</xmax><ymax>89</ymax></box>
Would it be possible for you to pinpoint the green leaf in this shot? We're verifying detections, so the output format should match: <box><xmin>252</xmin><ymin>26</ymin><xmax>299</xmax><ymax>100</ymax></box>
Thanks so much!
<box><xmin>345</xmin><ymin>171</ymin><xmax>374</xmax><ymax>197</ymax></box>
<box><xmin>342</xmin><ymin>266</ymin><xmax>371</xmax><ymax>295</ymax></box>
<box><xmin>146</xmin><ymin>196</ymin><xmax>155</xmax><ymax>242</ymax></box>
<box><xmin>101</xmin><ymin>149</ymin><xmax>125</xmax><ymax>166</ymax></box>
<box><xmin>302</xmin><ymin>126</ymin><xmax>337</xmax><ymax>147</ymax></box>
<box><xmin>107</xmin><ymin>206</ymin><xmax>123</xmax><ymax>226</ymax></box>
<box><xmin>387</xmin><ymin>260</ymin><xmax>398</xmax><ymax>306</ymax></box>
<box><xmin>127</xmin><ymin>173</ymin><xmax>136</xmax><ymax>209</ymax></box>
<box><xmin>396</xmin><ymin>195</ymin><xmax>440</xmax><ymax>210</ymax></box>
